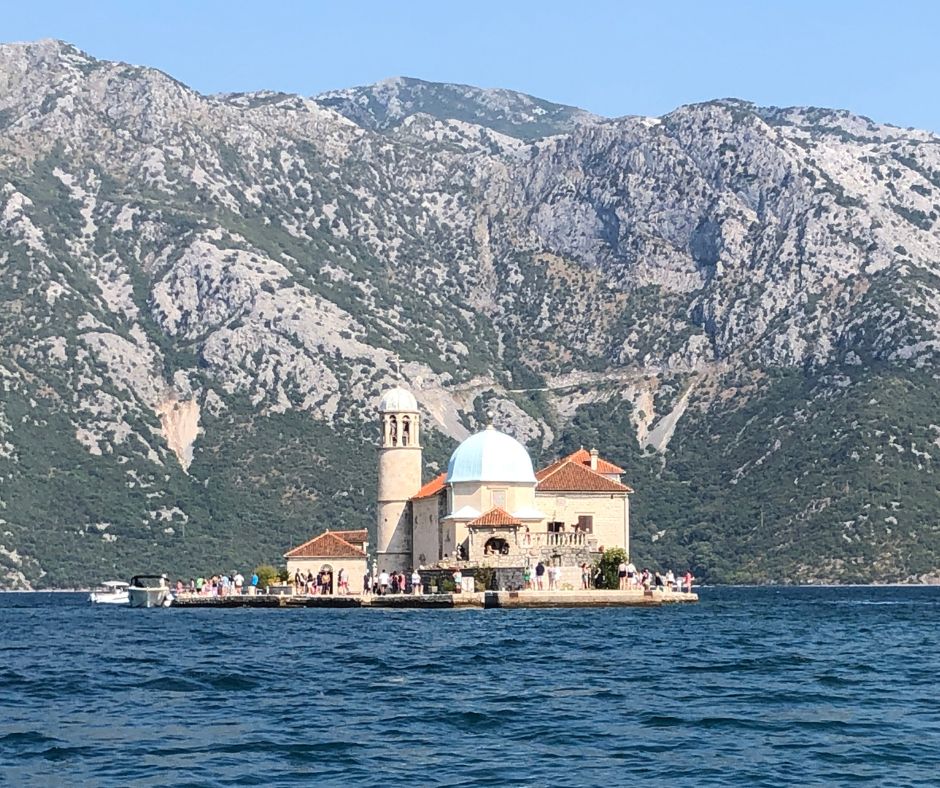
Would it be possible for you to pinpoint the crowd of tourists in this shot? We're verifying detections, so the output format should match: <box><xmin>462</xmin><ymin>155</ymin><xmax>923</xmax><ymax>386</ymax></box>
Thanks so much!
<box><xmin>615</xmin><ymin>560</ymin><xmax>695</xmax><ymax>593</ymax></box>
<box><xmin>173</xmin><ymin>572</ymin><xmax>260</xmax><ymax>596</ymax></box>
<box><xmin>362</xmin><ymin>569</ymin><xmax>424</xmax><ymax>596</ymax></box>
<box><xmin>292</xmin><ymin>567</ymin><xmax>355</xmax><ymax>595</ymax></box>
<box><xmin>172</xmin><ymin>562</ymin><xmax>694</xmax><ymax>598</ymax></box>
<box><xmin>518</xmin><ymin>560</ymin><xmax>695</xmax><ymax>592</ymax></box>
<box><xmin>288</xmin><ymin>568</ymin><xmax>427</xmax><ymax>596</ymax></box>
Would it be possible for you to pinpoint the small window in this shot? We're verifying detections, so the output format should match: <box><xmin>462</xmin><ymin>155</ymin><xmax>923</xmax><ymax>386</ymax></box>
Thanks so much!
<box><xmin>577</xmin><ymin>515</ymin><xmax>594</xmax><ymax>533</ymax></box>
<box><xmin>547</xmin><ymin>521</ymin><xmax>565</xmax><ymax>533</ymax></box>
<box><xmin>491</xmin><ymin>489</ymin><xmax>507</xmax><ymax>508</ymax></box>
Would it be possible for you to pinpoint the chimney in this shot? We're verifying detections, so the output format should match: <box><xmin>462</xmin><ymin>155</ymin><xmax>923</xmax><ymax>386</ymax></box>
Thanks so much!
<box><xmin>589</xmin><ymin>448</ymin><xmax>599</xmax><ymax>471</ymax></box>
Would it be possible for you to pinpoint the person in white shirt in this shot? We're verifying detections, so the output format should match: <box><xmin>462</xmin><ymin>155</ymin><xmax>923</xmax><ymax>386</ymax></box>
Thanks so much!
<box><xmin>378</xmin><ymin>570</ymin><xmax>390</xmax><ymax>595</ymax></box>
<box><xmin>626</xmin><ymin>562</ymin><xmax>637</xmax><ymax>589</ymax></box>
<box><xmin>411</xmin><ymin>569</ymin><xmax>422</xmax><ymax>595</ymax></box>
<box><xmin>453</xmin><ymin>569</ymin><xmax>463</xmax><ymax>593</ymax></box>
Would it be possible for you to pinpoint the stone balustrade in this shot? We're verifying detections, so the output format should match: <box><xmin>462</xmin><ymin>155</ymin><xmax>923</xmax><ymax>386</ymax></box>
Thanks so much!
<box><xmin>523</xmin><ymin>531</ymin><xmax>597</xmax><ymax>549</ymax></box>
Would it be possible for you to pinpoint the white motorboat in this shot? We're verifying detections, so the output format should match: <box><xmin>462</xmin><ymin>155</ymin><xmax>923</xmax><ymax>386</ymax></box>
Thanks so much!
<box><xmin>89</xmin><ymin>580</ymin><xmax>130</xmax><ymax>605</ymax></box>
<box><xmin>127</xmin><ymin>574</ymin><xmax>173</xmax><ymax>608</ymax></box>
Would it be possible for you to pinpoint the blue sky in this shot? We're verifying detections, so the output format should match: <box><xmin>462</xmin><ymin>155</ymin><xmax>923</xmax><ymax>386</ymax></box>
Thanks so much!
<box><xmin>5</xmin><ymin>0</ymin><xmax>940</xmax><ymax>130</ymax></box>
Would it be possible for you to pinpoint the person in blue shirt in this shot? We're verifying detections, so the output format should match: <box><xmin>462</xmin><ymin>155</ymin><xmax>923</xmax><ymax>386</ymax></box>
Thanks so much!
<box><xmin>250</xmin><ymin>573</ymin><xmax>259</xmax><ymax>587</ymax></box>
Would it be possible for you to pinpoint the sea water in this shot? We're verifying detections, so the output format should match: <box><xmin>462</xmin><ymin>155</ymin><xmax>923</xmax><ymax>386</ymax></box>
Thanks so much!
<box><xmin>1</xmin><ymin>586</ymin><xmax>939</xmax><ymax>786</ymax></box>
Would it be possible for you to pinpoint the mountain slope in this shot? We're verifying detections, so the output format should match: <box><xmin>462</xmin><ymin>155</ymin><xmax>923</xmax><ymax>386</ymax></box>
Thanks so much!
<box><xmin>0</xmin><ymin>40</ymin><xmax>938</xmax><ymax>587</ymax></box>
<box><xmin>313</xmin><ymin>75</ymin><xmax>601</xmax><ymax>140</ymax></box>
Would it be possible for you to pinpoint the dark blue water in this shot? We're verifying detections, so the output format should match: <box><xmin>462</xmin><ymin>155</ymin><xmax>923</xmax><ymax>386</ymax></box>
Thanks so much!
<box><xmin>2</xmin><ymin>587</ymin><xmax>939</xmax><ymax>786</ymax></box>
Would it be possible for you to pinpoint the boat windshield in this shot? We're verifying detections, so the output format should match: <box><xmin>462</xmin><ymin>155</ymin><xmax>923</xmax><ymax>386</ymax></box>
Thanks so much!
<box><xmin>130</xmin><ymin>575</ymin><xmax>168</xmax><ymax>588</ymax></box>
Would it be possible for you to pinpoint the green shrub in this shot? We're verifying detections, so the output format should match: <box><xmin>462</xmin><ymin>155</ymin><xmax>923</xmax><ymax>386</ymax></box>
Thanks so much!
<box><xmin>254</xmin><ymin>564</ymin><xmax>280</xmax><ymax>588</ymax></box>
<box><xmin>595</xmin><ymin>548</ymin><xmax>628</xmax><ymax>589</ymax></box>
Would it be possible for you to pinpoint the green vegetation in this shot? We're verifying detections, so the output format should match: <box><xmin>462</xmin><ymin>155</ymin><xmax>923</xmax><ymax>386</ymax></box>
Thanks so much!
<box><xmin>548</xmin><ymin>365</ymin><xmax>940</xmax><ymax>584</ymax></box>
<box><xmin>253</xmin><ymin>564</ymin><xmax>280</xmax><ymax>589</ymax></box>
<box><xmin>594</xmin><ymin>548</ymin><xmax>628</xmax><ymax>590</ymax></box>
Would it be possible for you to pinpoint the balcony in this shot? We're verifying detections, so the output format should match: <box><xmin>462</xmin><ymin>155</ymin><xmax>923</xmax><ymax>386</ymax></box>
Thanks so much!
<box><xmin>524</xmin><ymin>531</ymin><xmax>597</xmax><ymax>550</ymax></box>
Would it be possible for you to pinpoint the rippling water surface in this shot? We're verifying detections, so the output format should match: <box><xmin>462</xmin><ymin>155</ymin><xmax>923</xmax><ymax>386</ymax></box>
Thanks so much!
<box><xmin>2</xmin><ymin>587</ymin><xmax>939</xmax><ymax>785</ymax></box>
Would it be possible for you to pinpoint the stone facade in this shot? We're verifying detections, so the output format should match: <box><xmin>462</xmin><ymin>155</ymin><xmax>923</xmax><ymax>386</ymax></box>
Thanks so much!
<box><xmin>534</xmin><ymin>492</ymin><xmax>630</xmax><ymax>554</ymax></box>
<box><xmin>373</xmin><ymin>387</ymin><xmax>634</xmax><ymax>577</ymax></box>
<box><xmin>376</xmin><ymin>388</ymin><xmax>422</xmax><ymax>572</ymax></box>
<box><xmin>285</xmin><ymin>556</ymin><xmax>367</xmax><ymax>593</ymax></box>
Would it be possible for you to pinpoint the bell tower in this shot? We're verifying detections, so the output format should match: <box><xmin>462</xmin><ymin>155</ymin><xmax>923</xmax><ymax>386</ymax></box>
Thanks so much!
<box><xmin>376</xmin><ymin>386</ymin><xmax>422</xmax><ymax>572</ymax></box>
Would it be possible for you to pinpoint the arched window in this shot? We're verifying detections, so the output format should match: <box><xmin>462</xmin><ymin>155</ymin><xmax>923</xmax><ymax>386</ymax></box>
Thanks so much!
<box><xmin>401</xmin><ymin>416</ymin><xmax>411</xmax><ymax>446</ymax></box>
<box><xmin>388</xmin><ymin>415</ymin><xmax>398</xmax><ymax>446</ymax></box>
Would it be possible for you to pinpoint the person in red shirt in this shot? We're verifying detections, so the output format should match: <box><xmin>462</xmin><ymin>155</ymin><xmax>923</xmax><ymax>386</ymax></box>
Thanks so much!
<box><xmin>683</xmin><ymin>571</ymin><xmax>695</xmax><ymax>593</ymax></box>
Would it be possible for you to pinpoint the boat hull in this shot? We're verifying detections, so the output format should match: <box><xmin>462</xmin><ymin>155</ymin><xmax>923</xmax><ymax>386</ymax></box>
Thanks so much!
<box><xmin>89</xmin><ymin>592</ymin><xmax>129</xmax><ymax>605</ymax></box>
<box><xmin>128</xmin><ymin>587</ymin><xmax>171</xmax><ymax>608</ymax></box>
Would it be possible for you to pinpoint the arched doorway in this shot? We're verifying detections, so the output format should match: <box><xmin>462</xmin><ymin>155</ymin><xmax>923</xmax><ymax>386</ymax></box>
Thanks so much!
<box><xmin>484</xmin><ymin>537</ymin><xmax>510</xmax><ymax>556</ymax></box>
<box><xmin>319</xmin><ymin>563</ymin><xmax>334</xmax><ymax>595</ymax></box>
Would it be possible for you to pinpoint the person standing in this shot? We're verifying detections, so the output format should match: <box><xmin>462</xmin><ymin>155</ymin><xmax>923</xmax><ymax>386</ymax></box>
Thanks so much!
<box><xmin>378</xmin><ymin>570</ymin><xmax>390</xmax><ymax>595</ymax></box>
<box><xmin>626</xmin><ymin>560</ymin><xmax>637</xmax><ymax>589</ymax></box>
<box><xmin>411</xmin><ymin>569</ymin><xmax>422</xmax><ymax>595</ymax></box>
<box><xmin>535</xmin><ymin>561</ymin><xmax>545</xmax><ymax>590</ymax></box>
<box><xmin>453</xmin><ymin>568</ymin><xmax>463</xmax><ymax>593</ymax></box>
<box><xmin>618</xmin><ymin>559</ymin><xmax>628</xmax><ymax>590</ymax></box>
<box><xmin>684</xmin><ymin>570</ymin><xmax>695</xmax><ymax>593</ymax></box>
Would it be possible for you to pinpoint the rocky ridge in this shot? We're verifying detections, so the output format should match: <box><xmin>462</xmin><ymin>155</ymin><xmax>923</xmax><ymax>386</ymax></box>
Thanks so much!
<box><xmin>1</xmin><ymin>40</ymin><xmax>939</xmax><ymax>587</ymax></box>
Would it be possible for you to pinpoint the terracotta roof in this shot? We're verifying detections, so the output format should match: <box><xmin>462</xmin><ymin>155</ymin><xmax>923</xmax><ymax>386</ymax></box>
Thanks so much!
<box><xmin>411</xmin><ymin>472</ymin><xmax>447</xmax><ymax>500</ymax></box>
<box><xmin>284</xmin><ymin>531</ymin><xmax>367</xmax><ymax>559</ymax></box>
<box><xmin>536</xmin><ymin>448</ymin><xmax>625</xmax><ymax>479</ymax></box>
<box><xmin>331</xmin><ymin>529</ymin><xmax>368</xmax><ymax>545</ymax></box>
<box><xmin>468</xmin><ymin>507</ymin><xmax>523</xmax><ymax>527</ymax></box>
<box><xmin>536</xmin><ymin>461</ymin><xmax>633</xmax><ymax>493</ymax></box>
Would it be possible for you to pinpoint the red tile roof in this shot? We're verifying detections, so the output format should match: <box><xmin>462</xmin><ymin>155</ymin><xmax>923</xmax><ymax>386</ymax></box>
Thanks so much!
<box><xmin>468</xmin><ymin>507</ymin><xmax>522</xmax><ymax>527</ymax></box>
<box><xmin>536</xmin><ymin>448</ymin><xmax>625</xmax><ymax>479</ymax></box>
<box><xmin>411</xmin><ymin>472</ymin><xmax>447</xmax><ymax>501</ymax></box>
<box><xmin>536</xmin><ymin>461</ymin><xmax>633</xmax><ymax>493</ymax></box>
<box><xmin>284</xmin><ymin>531</ymin><xmax>367</xmax><ymax>559</ymax></box>
<box><xmin>331</xmin><ymin>529</ymin><xmax>368</xmax><ymax>545</ymax></box>
<box><xmin>569</xmin><ymin>448</ymin><xmax>625</xmax><ymax>475</ymax></box>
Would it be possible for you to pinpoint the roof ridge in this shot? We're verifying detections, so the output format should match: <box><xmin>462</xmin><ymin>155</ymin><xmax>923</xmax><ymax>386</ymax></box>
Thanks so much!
<box><xmin>538</xmin><ymin>457</ymin><xmax>575</xmax><ymax>481</ymax></box>
<box><xmin>535</xmin><ymin>459</ymin><xmax>633</xmax><ymax>493</ymax></box>
<box><xmin>284</xmin><ymin>529</ymin><xmax>367</xmax><ymax>559</ymax></box>
<box><xmin>468</xmin><ymin>505</ymin><xmax>523</xmax><ymax>527</ymax></box>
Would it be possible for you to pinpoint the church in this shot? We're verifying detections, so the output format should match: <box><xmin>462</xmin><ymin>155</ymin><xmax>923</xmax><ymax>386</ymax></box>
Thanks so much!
<box><xmin>376</xmin><ymin>386</ymin><xmax>633</xmax><ymax>587</ymax></box>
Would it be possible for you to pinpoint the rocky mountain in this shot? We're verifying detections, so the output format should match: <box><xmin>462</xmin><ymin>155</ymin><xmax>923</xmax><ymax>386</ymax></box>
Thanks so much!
<box><xmin>1</xmin><ymin>39</ymin><xmax>939</xmax><ymax>588</ymax></box>
<box><xmin>313</xmin><ymin>75</ymin><xmax>600</xmax><ymax>140</ymax></box>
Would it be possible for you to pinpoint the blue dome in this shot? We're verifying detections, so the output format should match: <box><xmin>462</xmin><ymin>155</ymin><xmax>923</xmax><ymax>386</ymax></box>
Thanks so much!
<box><xmin>446</xmin><ymin>426</ymin><xmax>536</xmax><ymax>484</ymax></box>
